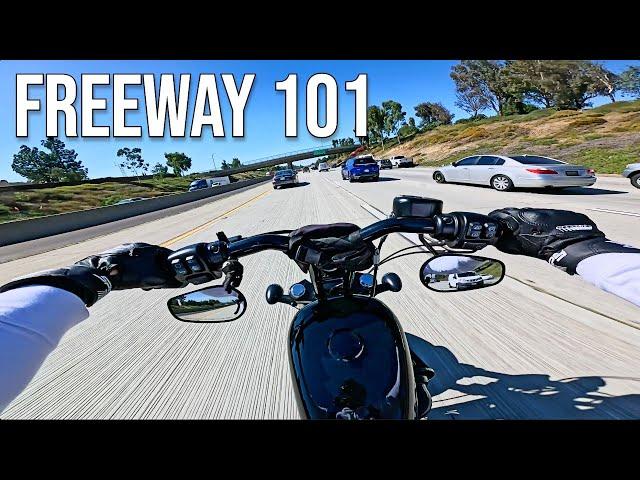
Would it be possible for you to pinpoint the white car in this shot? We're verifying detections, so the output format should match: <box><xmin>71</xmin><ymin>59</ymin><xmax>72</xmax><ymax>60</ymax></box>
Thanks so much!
<box><xmin>433</xmin><ymin>154</ymin><xmax>596</xmax><ymax>192</ymax></box>
<box><xmin>448</xmin><ymin>272</ymin><xmax>485</xmax><ymax>290</ymax></box>
<box><xmin>318</xmin><ymin>162</ymin><xmax>330</xmax><ymax>172</ymax></box>
<box><xmin>390</xmin><ymin>155</ymin><xmax>414</xmax><ymax>168</ymax></box>
<box><xmin>622</xmin><ymin>163</ymin><xmax>640</xmax><ymax>189</ymax></box>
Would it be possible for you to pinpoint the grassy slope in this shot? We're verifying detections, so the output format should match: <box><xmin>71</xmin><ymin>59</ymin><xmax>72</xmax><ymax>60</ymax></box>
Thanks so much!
<box><xmin>0</xmin><ymin>171</ymin><xmax>264</xmax><ymax>224</ymax></box>
<box><xmin>362</xmin><ymin>100</ymin><xmax>640</xmax><ymax>173</ymax></box>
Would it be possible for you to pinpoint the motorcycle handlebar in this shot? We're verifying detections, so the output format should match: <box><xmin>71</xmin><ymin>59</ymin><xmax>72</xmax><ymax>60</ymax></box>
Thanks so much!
<box><xmin>168</xmin><ymin>212</ymin><xmax>501</xmax><ymax>284</ymax></box>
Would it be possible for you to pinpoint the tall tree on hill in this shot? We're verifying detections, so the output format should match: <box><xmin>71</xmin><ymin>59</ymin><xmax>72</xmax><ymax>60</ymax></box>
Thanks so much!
<box><xmin>165</xmin><ymin>152</ymin><xmax>192</xmax><ymax>176</ymax></box>
<box><xmin>414</xmin><ymin>102</ymin><xmax>454</xmax><ymax>128</ymax></box>
<box><xmin>505</xmin><ymin>60</ymin><xmax>617</xmax><ymax>109</ymax></box>
<box><xmin>11</xmin><ymin>137</ymin><xmax>88</xmax><ymax>183</ymax></box>
<box><xmin>367</xmin><ymin>105</ymin><xmax>386</xmax><ymax>149</ymax></box>
<box><xmin>586</xmin><ymin>62</ymin><xmax>620</xmax><ymax>103</ymax></box>
<box><xmin>151</xmin><ymin>162</ymin><xmax>169</xmax><ymax>178</ymax></box>
<box><xmin>450</xmin><ymin>60</ymin><xmax>516</xmax><ymax>116</ymax></box>
<box><xmin>382</xmin><ymin>100</ymin><xmax>406</xmax><ymax>144</ymax></box>
<box><xmin>619</xmin><ymin>66</ymin><xmax>640</xmax><ymax>98</ymax></box>
<box><xmin>455</xmin><ymin>86</ymin><xmax>490</xmax><ymax>118</ymax></box>
<box><xmin>117</xmin><ymin>147</ymin><xmax>148</xmax><ymax>178</ymax></box>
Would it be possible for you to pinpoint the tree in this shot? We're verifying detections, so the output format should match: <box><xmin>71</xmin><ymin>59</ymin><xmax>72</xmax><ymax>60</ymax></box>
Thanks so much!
<box><xmin>398</xmin><ymin>117</ymin><xmax>418</xmax><ymax>137</ymax></box>
<box><xmin>116</xmin><ymin>147</ymin><xmax>148</xmax><ymax>178</ymax></box>
<box><xmin>505</xmin><ymin>60</ymin><xmax>617</xmax><ymax>110</ymax></box>
<box><xmin>586</xmin><ymin>62</ymin><xmax>619</xmax><ymax>103</ymax></box>
<box><xmin>367</xmin><ymin>105</ymin><xmax>386</xmax><ymax>149</ymax></box>
<box><xmin>455</xmin><ymin>86</ymin><xmax>490</xmax><ymax>118</ymax></box>
<box><xmin>414</xmin><ymin>102</ymin><xmax>454</xmax><ymax>129</ymax></box>
<box><xmin>221</xmin><ymin>159</ymin><xmax>231</xmax><ymax>170</ymax></box>
<box><xmin>151</xmin><ymin>162</ymin><xmax>169</xmax><ymax>177</ymax></box>
<box><xmin>231</xmin><ymin>157</ymin><xmax>242</xmax><ymax>169</ymax></box>
<box><xmin>451</xmin><ymin>60</ymin><xmax>516</xmax><ymax>115</ymax></box>
<box><xmin>11</xmin><ymin>137</ymin><xmax>88</xmax><ymax>183</ymax></box>
<box><xmin>619</xmin><ymin>66</ymin><xmax>640</xmax><ymax>98</ymax></box>
<box><xmin>382</xmin><ymin>100</ymin><xmax>406</xmax><ymax>144</ymax></box>
<box><xmin>164</xmin><ymin>152</ymin><xmax>192</xmax><ymax>176</ymax></box>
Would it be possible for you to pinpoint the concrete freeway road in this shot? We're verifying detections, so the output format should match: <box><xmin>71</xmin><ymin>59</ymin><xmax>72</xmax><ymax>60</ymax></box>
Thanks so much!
<box><xmin>1</xmin><ymin>168</ymin><xmax>639</xmax><ymax>419</ymax></box>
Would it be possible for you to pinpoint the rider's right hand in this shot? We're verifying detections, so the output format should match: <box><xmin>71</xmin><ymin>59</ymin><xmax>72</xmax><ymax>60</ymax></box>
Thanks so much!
<box><xmin>488</xmin><ymin>208</ymin><xmax>609</xmax><ymax>274</ymax></box>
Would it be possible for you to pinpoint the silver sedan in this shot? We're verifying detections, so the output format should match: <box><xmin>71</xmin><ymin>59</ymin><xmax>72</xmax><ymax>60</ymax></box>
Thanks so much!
<box><xmin>622</xmin><ymin>163</ymin><xmax>640</xmax><ymax>189</ymax></box>
<box><xmin>433</xmin><ymin>154</ymin><xmax>596</xmax><ymax>192</ymax></box>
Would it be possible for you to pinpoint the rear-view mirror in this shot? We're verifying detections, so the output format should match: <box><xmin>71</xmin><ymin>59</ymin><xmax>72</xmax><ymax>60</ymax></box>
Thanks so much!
<box><xmin>167</xmin><ymin>286</ymin><xmax>247</xmax><ymax>323</ymax></box>
<box><xmin>420</xmin><ymin>255</ymin><xmax>505</xmax><ymax>293</ymax></box>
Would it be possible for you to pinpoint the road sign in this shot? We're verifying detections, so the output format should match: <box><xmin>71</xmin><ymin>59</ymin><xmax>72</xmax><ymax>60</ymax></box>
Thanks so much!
<box><xmin>313</xmin><ymin>149</ymin><xmax>327</xmax><ymax>155</ymax></box>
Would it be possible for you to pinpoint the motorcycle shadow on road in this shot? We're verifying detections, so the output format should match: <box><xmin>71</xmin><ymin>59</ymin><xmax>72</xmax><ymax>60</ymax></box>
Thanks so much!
<box><xmin>406</xmin><ymin>333</ymin><xmax>640</xmax><ymax>420</ymax></box>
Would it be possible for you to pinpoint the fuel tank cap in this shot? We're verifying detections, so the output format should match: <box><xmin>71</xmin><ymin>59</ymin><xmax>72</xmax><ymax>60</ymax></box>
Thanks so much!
<box><xmin>328</xmin><ymin>329</ymin><xmax>364</xmax><ymax>362</ymax></box>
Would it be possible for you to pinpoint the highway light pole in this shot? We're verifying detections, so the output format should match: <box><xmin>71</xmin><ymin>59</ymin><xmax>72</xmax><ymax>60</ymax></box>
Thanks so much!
<box><xmin>211</xmin><ymin>154</ymin><xmax>217</xmax><ymax>171</ymax></box>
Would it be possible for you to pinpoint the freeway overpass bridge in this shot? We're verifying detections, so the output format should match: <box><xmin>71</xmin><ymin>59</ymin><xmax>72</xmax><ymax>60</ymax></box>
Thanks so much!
<box><xmin>204</xmin><ymin>144</ymin><xmax>361</xmax><ymax>176</ymax></box>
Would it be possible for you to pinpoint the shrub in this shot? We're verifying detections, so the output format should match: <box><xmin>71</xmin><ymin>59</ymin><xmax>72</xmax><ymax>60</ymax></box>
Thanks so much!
<box><xmin>456</xmin><ymin>126</ymin><xmax>490</xmax><ymax>140</ymax></box>
<box><xmin>569</xmin><ymin>117</ymin><xmax>607</xmax><ymax>128</ymax></box>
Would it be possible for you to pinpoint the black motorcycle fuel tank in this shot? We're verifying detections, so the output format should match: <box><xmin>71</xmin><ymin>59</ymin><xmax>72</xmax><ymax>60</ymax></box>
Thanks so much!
<box><xmin>288</xmin><ymin>296</ymin><xmax>417</xmax><ymax>419</ymax></box>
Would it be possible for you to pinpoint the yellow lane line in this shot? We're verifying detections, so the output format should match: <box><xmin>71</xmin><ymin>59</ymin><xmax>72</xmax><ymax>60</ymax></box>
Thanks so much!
<box><xmin>160</xmin><ymin>189</ymin><xmax>271</xmax><ymax>248</ymax></box>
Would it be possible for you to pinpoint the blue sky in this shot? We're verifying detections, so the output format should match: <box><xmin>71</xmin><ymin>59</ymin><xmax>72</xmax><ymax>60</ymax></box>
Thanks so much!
<box><xmin>1</xmin><ymin>60</ymin><xmax>638</xmax><ymax>181</ymax></box>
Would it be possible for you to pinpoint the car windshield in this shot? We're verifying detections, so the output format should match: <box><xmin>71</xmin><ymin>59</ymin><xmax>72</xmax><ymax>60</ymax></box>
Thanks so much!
<box><xmin>190</xmin><ymin>180</ymin><xmax>206</xmax><ymax>187</ymax></box>
<box><xmin>458</xmin><ymin>272</ymin><xmax>477</xmax><ymax>277</ymax></box>
<box><xmin>354</xmin><ymin>158</ymin><xmax>376</xmax><ymax>165</ymax></box>
<box><xmin>276</xmin><ymin>170</ymin><xmax>294</xmax><ymax>176</ymax></box>
<box><xmin>510</xmin><ymin>155</ymin><xmax>564</xmax><ymax>165</ymax></box>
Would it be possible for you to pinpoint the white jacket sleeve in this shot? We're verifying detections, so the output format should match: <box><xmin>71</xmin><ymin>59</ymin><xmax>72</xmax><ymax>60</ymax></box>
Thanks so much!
<box><xmin>0</xmin><ymin>285</ymin><xmax>89</xmax><ymax>413</ymax></box>
<box><xmin>576</xmin><ymin>253</ymin><xmax>640</xmax><ymax>308</ymax></box>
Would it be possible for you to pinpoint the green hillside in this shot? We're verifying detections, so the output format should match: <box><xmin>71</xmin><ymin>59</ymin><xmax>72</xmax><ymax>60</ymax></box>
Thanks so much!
<box><xmin>365</xmin><ymin>100</ymin><xmax>640</xmax><ymax>173</ymax></box>
<box><xmin>0</xmin><ymin>171</ymin><xmax>264</xmax><ymax>224</ymax></box>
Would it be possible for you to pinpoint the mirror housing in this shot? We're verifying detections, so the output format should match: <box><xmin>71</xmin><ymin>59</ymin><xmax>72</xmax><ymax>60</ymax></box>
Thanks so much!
<box><xmin>167</xmin><ymin>286</ymin><xmax>247</xmax><ymax>323</ymax></box>
<box><xmin>420</xmin><ymin>255</ymin><xmax>505</xmax><ymax>293</ymax></box>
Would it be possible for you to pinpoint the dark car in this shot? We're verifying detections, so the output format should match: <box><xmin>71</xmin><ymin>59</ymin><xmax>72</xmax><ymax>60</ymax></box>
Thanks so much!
<box><xmin>341</xmin><ymin>155</ymin><xmax>379</xmax><ymax>182</ymax></box>
<box><xmin>378</xmin><ymin>159</ymin><xmax>393</xmax><ymax>169</ymax></box>
<box><xmin>273</xmin><ymin>169</ymin><xmax>299</xmax><ymax>189</ymax></box>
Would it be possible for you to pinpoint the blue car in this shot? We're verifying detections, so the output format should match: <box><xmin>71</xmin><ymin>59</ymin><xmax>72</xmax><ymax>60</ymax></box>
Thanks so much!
<box><xmin>341</xmin><ymin>155</ymin><xmax>380</xmax><ymax>182</ymax></box>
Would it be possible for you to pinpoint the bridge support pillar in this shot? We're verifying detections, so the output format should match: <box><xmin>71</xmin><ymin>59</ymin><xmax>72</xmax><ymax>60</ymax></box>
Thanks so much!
<box><xmin>287</xmin><ymin>161</ymin><xmax>294</xmax><ymax>170</ymax></box>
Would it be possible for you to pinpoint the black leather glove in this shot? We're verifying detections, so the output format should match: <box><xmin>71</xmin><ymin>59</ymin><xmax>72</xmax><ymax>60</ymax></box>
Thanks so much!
<box><xmin>488</xmin><ymin>208</ymin><xmax>639</xmax><ymax>274</ymax></box>
<box><xmin>0</xmin><ymin>243</ymin><xmax>184</xmax><ymax>307</ymax></box>
<box><xmin>77</xmin><ymin>243</ymin><xmax>184</xmax><ymax>291</ymax></box>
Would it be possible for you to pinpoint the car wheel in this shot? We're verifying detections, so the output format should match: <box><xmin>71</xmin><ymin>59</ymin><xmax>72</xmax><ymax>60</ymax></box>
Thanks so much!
<box><xmin>491</xmin><ymin>175</ymin><xmax>514</xmax><ymax>192</ymax></box>
<box><xmin>433</xmin><ymin>171</ymin><xmax>446</xmax><ymax>184</ymax></box>
<box><xmin>349</xmin><ymin>177</ymin><xmax>354</xmax><ymax>183</ymax></box>
<box><xmin>631</xmin><ymin>173</ymin><xmax>640</xmax><ymax>189</ymax></box>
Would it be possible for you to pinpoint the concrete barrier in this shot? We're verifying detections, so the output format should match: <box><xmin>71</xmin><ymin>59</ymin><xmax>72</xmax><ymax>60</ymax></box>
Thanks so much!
<box><xmin>0</xmin><ymin>177</ymin><xmax>271</xmax><ymax>247</ymax></box>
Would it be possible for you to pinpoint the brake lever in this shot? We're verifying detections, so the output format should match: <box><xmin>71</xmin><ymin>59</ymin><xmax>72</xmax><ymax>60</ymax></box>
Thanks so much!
<box><xmin>221</xmin><ymin>259</ymin><xmax>244</xmax><ymax>293</ymax></box>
